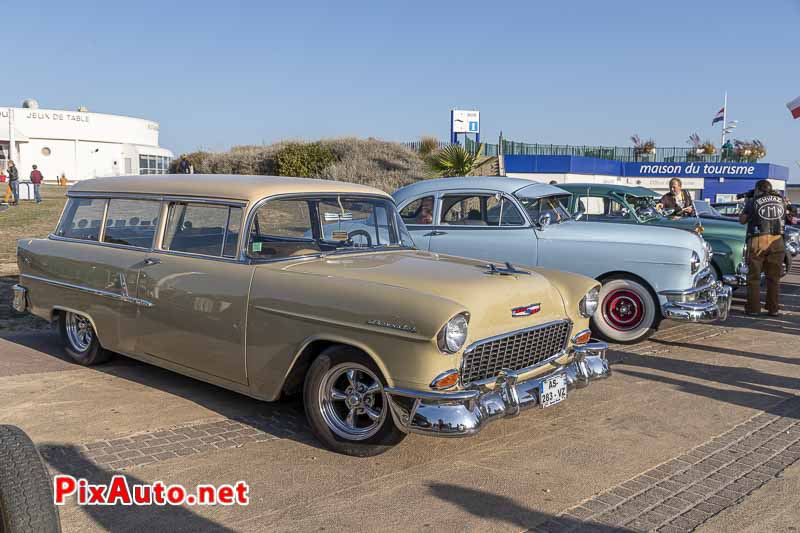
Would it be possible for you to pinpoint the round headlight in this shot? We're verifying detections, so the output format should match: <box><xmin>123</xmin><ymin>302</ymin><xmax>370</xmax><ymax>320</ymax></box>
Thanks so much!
<box><xmin>438</xmin><ymin>314</ymin><xmax>469</xmax><ymax>353</ymax></box>
<box><xmin>579</xmin><ymin>286</ymin><xmax>600</xmax><ymax>318</ymax></box>
<box><xmin>691</xmin><ymin>251</ymin><xmax>701</xmax><ymax>274</ymax></box>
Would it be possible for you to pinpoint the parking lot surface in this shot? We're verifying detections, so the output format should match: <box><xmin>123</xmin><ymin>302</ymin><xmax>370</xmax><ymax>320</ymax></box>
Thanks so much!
<box><xmin>1</xmin><ymin>265</ymin><xmax>799</xmax><ymax>532</ymax></box>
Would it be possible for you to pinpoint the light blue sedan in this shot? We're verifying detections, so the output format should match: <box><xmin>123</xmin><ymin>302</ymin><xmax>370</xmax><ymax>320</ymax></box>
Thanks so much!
<box><xmin>393</xmin><ymin>177</ymin><xmax>731</xmax><ymax>344</ymax></box>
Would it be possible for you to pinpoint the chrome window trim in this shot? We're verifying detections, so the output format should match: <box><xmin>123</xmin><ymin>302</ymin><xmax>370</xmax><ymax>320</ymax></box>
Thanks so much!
<box><xmin>459</xmin><ymin>319</ymin><xmax>573</xmax><ymax>386</ymax></box>
<box><xmin>20</xmin><ymin>273</ymin><xmax>154</xmax><ymax>308</ymax></box>
<box><xmin>49</xmin><ymin>234</ymin><xmax>155</xmax><ymax>253</ymax></box>
<box><xmin>66</xmin><ymin>191</ymin><xmax>248</xmax><ymax>207</ymax></box>
<box><xmin>241</xmin><ymin>192</ymin><xmax>400</xmax><ymax>263</ymax></box>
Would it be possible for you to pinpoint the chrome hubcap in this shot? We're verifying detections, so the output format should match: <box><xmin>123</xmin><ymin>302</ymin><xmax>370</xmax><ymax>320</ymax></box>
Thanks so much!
<box><xmin>65</xmin><ymin>312</ymin><xmax>93</xmax><ymax>352</ymax></box>
<box><xmin>319</xmin><ymin>363</ymin><xmax>386</xmax><ymax>441</ymax></box>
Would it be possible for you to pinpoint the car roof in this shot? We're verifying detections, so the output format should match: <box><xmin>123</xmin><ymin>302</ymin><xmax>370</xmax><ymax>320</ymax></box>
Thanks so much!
<box><xmin>392</xmin><ymin>176</ymin><xmax>566</xmax><ymax>203</ymax></box>
<box><xmin>557</xmin><ymin>182</ymin><xmax>659</xmax><ymax>197</ymax></box>
<box><xmin>68</xmin><ymin>174</ymin><xmax>391</xmax><ymax>203</ymax></box>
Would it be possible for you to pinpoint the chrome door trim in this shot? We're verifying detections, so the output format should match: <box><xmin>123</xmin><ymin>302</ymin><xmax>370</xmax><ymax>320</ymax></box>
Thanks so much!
<box><xmin>20</xmin><ymin>274</ymin><xmax>154</xmax><ymax>308</ymax></box>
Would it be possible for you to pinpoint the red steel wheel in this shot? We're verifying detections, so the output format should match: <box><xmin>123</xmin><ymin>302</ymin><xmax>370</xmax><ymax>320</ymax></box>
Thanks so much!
<box><xmin>592</xmin><ymin>276</ymin><xmax>659</xmax><ymax>344</ymax></box>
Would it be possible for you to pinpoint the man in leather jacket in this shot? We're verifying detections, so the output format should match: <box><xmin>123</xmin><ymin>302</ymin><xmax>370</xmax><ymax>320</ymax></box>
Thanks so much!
<box><xmin>659</xmin><ymin>178</ymin><xmax>695</xmax><ymax>217</ymax></box>
<box><xmin>739</xmin><ymin>179</ymin><xmax>785</xmax><ymax>316</ymax></box>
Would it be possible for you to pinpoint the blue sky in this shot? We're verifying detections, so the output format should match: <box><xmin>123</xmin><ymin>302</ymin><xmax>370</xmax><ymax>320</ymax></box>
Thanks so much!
<box><xmin>7</xmin><ymin>1</ymin><xmax>800</xmax><ymax>180</ymax></box>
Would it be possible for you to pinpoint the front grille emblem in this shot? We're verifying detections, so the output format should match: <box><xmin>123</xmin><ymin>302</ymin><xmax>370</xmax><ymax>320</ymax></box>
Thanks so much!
<box><xmin>511</xmin><ymin>303</ymin><xmax>541</xmax><ymax>317</ymax></box>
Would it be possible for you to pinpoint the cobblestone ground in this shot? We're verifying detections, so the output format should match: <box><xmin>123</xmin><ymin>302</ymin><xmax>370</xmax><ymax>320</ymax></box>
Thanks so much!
<box><xmin>536</xmin><ymin>397</ymin><xmax>800</xmax><ymax>532</ymax></box>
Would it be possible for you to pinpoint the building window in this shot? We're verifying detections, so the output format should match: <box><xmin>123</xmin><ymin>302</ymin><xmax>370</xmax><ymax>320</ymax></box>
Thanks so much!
<box><xmin>41</xmin><ymin>147</ymin><xmax>51</xmax><ymax>157</ymax></box>
<box><xmin>139</xmin><ymin>154</ymin><xmax>172</xmax><ymax>175</ymax></box>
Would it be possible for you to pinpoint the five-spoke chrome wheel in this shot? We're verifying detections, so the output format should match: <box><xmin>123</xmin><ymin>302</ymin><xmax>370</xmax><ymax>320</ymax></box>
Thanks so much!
<box><xmin>318</xmin><ymin>363</ymin><xmax>387</xmax><ymax>441</ymax></box>
<box><xmin>65</xmin><ymin>312</ymin><xmax>94</xmax><ymax>353</ymax></box>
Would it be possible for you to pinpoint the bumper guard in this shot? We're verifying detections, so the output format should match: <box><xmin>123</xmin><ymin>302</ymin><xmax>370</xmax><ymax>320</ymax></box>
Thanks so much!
<box><xmin>384</xmin><ymin>342</ymin><xmax>610</xmax><ymax>437</ymax></box>
<box><xmin>11</xmin><ymin>284</ymin><xmax>27</xmax><ymax>313</ymax></box>
<box><xmin>659</xmin><ymin>276</ymin><xmax>732</xmax><ymax>323</ymax></box>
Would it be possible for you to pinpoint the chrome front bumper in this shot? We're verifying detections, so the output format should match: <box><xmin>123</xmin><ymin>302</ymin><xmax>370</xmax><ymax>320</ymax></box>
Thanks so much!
<box><xmin>722</xmin><ymin>262</ymin><xmax>748</xmax><ymax>287</ymax></box>
<box><xmin>384</xmin><ymin>342</ymin><xmax>610</xmax><ymax>438</ymax></box>
<box><xmin>11</xmin><ymin>284</ymin><xmax>27</xmax><ymax>313</ymax></box>
<box><xmin>659</xmin><ymin>278</ymin><xmax>732</xmax><ymax>323</ymax></box>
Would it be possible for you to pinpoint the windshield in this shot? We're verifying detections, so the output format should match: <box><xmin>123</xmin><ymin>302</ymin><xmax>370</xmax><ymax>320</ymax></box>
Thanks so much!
<box><xmin>694</xmin><ymin>200</ymin><xmax>722</xmax><ymax>217</ymax></box>
<box><xmin>248</xmin><ymin>195</ymin><xmax>415</xmax><ymax>260</ymax></box>
<box><xmin>624</xmin><ymin>194</ymin><xmax>663</xmax><ymax>222</ymax></box>
<box><xmin>514</xmin><ymin>194</ymin><xmax>571</xmax><ymax>224</ymax></box>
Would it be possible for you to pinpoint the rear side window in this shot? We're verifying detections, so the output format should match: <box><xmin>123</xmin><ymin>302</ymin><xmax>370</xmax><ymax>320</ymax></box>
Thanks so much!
<box><xmin>103</xmin><ymin>199</ymin><xmax>161</xmax><ymax>248</ymax></box>
<box><xmin>400</xmin><ymin>196</ymin><xmax>435</xmax><ymax>225</ymax></box>
<box><xmin>56</xmin><ymin>198</ymin><xmax>107</xmax><ymax>241</ymax></box>
<box><xmin>163</xmin><ymin>203</ymin><xmax>243</xmax><ymax>258</ymax></box>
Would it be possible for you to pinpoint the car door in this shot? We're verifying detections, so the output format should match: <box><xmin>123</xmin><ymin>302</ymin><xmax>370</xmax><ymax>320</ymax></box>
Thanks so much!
<box><xmin>134</xmin><ymin>201</ymin><xmax>252</xmax><ymax>385</ymax></box>
<box><xmin>426</xmin><ymin>191</ymin><xmax>536</xmax><ymax>266</ymax></box>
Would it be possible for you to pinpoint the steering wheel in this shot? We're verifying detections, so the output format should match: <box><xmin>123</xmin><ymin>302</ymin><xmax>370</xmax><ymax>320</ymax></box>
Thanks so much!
<box><xmin>347</xmin><ymin>229</ymin><xmax>372</xmax><ymax>247</ymax></box>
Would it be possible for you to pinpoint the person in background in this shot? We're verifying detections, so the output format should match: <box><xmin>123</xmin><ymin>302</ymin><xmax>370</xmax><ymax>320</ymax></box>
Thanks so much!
<box><xmin>29</xmin><ymin>164</ymin><xmax>43</xmax><ymax>203</ymax></box>
<box><xmin>177</xmin><ymin>156</ymin><xmax>192</xmax><ymax>174</ymax></box>
<box><xmin>739</xmin><ymin>179</ymin><xmax>785</xmax><ymax>316</ymax></box>
<box><xmin>7</xmin><ymin>161</ymin><xmax>19</xmax><ymax>206</ymax></box>
<box><xmin>659</xmin><ymin>177</ymin><xmax>694</xmax><ymax>217</ymax></box>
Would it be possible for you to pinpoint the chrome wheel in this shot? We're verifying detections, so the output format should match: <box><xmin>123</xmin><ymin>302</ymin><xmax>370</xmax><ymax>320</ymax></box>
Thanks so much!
<box><xmin>318</xmin><ymin>362</ymin><xmax>387</xmax><ymax>441</ymax></box>
<box><xmin>65</xmin><ymin>312</ymin><xmax>93</xmax><ymax>353</ymax></box>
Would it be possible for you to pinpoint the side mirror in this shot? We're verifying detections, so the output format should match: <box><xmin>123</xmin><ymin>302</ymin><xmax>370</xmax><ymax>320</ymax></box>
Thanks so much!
<box><xmin>573</xmin><ymin>209</ymin><xmax>585</xmax><ymax>221</ymax></box>
<box><xmin>537</xmin><ymin>213</ymin><xmax>552</xmax><ymax>229</ymax></box>
<box><xmin>620</xmin><ymin>207</ymin><xmax>630</xmax><ymax>218</ymax></box>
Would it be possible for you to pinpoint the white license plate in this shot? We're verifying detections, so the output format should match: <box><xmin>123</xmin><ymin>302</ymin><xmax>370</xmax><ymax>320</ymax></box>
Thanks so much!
<box><xmin>540</xmin><ymin>374</ymin><xmax>567</xmax><ymax>408</ymax></box>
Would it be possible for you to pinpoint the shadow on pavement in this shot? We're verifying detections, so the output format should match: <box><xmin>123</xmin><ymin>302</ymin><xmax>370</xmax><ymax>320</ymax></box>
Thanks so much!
<box><xmin>427</xmin><ymin>483</ymin><xmax>632</xmax><ymax>532</ymax></box>
<box><xmin>2</xmin><ymin>331</ymin><xmax>323</xmax><ymax>450</ymax></box>
<box><xmin>40</xmin><ymin>443</ymin><xmax>235</xmax><ymax>532</ymax></box>
<box><xmin>612</xmin><ymin>350</ymin><xmax>799</xmax><ymax>418</ymax></box>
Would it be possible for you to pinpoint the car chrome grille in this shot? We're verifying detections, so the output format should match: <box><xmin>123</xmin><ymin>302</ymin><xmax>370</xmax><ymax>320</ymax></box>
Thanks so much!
<box><xmin>460</xmin><ymin>320</ymin><xmax>572</xmax><ymax>384</ymax></box>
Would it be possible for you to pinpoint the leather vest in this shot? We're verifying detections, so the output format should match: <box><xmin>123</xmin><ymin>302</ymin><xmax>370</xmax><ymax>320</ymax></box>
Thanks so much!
<box><xmin>746</xmin><ymin>193</ymin><xmax>785</xmax><ymax>237</ymax></box>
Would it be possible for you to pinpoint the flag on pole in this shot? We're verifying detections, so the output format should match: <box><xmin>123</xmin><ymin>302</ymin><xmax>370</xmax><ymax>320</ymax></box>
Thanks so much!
<box><xmin>786</xmin><ymin>96</ymin><xmax>800</xmax><ymax>119</ymax></box>
<box><xmin>712</xmin><ymin>107</ymin><xmax>725</xmax><ymax>125</ymax></box>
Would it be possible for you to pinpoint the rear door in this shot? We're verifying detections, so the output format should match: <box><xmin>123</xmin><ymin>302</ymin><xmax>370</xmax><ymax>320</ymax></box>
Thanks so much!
<box><xmin>135</xmin><ymin>201</ymin><xmax>252</xmax><ymax>385</ymax></box>
<box><xmin>426</xmin><ymin>191</ymin><xmax>536</xmax><ymax>266</ymax></box>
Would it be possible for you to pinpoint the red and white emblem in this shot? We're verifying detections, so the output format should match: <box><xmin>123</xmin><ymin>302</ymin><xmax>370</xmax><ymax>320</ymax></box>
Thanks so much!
<box><xmin>511</xmin><ymin>303</ymin><xmax>541</xmax><ymax>317</ymax></box>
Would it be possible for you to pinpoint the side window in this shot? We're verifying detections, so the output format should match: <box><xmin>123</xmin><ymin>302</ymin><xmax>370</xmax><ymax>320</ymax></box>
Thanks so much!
<box><xmin>579</xmin><ymin>196</ymin><xmax>629</xmax><ymax>221</ymax></box>
<box><xmin>400</xmin><ymin>196</ymin><xmax>435</xmax><ymax>225</ymax></box>
<box><xmin>485</xmin><ymin>196</ymin><xmax>525</xmax><ymax>226</ymax></box>
<box><xmin>248</xmin><ymin>199</ymin><xmax>320</xmax><ymax>259</ymax></box>
<box><xmin>163</xmin><ymin>203</ymin><xmax>240</xmax><ymax>257</ymax></box>
<box><xmin>56</xmin><ymin>197</ymin><xmax>107</xmax><ymax>241</ymax></box>
<box><xmin>441</xmin><ymin>195</ymin><xmax>486</xmax><ymax>225</ymax></box>
<box><xmin>103</xmin><ymin>199</ymin><xmax>161</xmax><ymax>248</ymax></box>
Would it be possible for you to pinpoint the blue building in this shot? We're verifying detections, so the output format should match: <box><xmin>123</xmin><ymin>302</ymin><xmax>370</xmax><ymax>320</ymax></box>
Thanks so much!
<box><xmin>503</xmin><ymin>155</ymin><xmax>789</xmax><ymax>202</ymax></box>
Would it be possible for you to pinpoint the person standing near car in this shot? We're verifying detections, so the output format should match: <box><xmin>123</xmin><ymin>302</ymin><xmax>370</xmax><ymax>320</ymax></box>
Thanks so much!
<box><xmin>739</xmin><ymin>179</ymin><xmax>785</xmax><ymax>316</ymax></box>
<box><xmin>29</xmin><ymin>164</ymin><xmax>43</xmax><ymax>203</ymax></box>
<box><xmin>6</xmin><ymin>161</ymin><xmax>19</xmax><ymax>206</ymax></box>
<box><xmin>660</xmin><ymin>178</ymin><xmax>695</xmax><ymax>217</ymax></box>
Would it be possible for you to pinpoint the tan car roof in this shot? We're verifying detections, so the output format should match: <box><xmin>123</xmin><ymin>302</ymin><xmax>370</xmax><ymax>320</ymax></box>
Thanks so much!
<box><xmin>68</xmin><ymin>174</ymin><xmax>392</xmax><ymax>203</ymax></box>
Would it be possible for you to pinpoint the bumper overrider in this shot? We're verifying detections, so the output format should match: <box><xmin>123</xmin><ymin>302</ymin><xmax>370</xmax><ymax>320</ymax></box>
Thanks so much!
<box><xmin>383</xmin><ymin>342</ymin><xmax>609</xmax><ymax>437</ymax></box>
<box><xmin>659</xmin><ymin>271</ymin><xmax>732</xmax><ymax>323</ymax></box>
<box><xmin>722</xmin><ymin>262</ymin><xmax>748</xmax><ymax>288</ymax></box>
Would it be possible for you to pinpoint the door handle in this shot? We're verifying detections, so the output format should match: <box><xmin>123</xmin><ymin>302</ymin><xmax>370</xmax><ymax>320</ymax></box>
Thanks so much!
<box><xmin>423</xmin><ymin>230</ymin><xmax>448</xmax><ymax>237</ymax></box>
<box><xmin>143</xmin><ymin>258</ymin><xmax>161</xmax><ymax>266</ymax></box>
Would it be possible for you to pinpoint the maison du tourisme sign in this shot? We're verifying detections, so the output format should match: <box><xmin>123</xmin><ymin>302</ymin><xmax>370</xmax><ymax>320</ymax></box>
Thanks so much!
<box><xmin>625</xmin><ymin>162</ymin><xmax>761</xmax><ymax>178</ymax></box>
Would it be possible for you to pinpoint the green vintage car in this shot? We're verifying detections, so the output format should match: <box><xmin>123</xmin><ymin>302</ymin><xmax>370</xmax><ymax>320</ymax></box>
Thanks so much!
<box><xmin>557</xmin><ymin>183</ymin><xmax>748</xmax><ymax>286</ymax></box>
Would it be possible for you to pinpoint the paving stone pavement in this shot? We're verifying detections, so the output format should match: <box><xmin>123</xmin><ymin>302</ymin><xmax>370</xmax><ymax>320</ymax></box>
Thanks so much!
<box><xmin>531</xmin><ymin>396</ymin><xmax>800</xmax><ymax>533</ymax></box>
<box><xmin>41</xmin><ymin>411</ymin><xmax>312</xmax><ymax>475</ymax></box>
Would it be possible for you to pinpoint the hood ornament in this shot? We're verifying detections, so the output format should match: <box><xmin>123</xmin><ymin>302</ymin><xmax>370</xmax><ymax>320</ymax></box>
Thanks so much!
<box><xmin>485</xmin><ymin>262</ymin><xmax>531</xmax><ymax>276</ymax></box>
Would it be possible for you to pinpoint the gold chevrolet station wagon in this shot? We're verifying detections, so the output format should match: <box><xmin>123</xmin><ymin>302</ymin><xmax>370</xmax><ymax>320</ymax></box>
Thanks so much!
<box><xmin>13</xmin><ymin>175</ymin><xmax>610</xmax><ymax>456</ymax></box>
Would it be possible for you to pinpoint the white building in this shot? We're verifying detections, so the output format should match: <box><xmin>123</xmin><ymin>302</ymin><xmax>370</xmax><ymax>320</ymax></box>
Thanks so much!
<box><xmin>1</xmin><ymin>100</ymin><xmax>173</xmax><ymax>182</ymax></box>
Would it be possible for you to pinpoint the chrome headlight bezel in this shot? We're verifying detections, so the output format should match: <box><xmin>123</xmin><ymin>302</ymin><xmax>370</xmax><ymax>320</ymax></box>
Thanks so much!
<box><xmin>579</xmin><ymin>286</ymin><xmax>600</xmax><ymax>318</ymax></box>
<box><xmin>437</xmin><ymin>313</ymin><xmax>469</xmax><ymax>354</ymax></box>
<box><xmin>690</xmin><ymin>250</ymin><xmax>701</xmax><ymax>274</ymax></box>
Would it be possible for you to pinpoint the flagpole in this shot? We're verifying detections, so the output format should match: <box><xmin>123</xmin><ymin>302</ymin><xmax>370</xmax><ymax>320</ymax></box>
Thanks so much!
<box><xmin>721</xmin><ymin>91</ymin><xmax>728</xmax><ymax>147</ymax></box>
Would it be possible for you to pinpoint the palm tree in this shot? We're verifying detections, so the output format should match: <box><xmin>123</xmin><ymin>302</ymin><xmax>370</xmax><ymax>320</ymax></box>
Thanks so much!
<box><xmin>426</xmin><ymin>143</ymin><xmax>484</xmax><ymax>177</ymax></box>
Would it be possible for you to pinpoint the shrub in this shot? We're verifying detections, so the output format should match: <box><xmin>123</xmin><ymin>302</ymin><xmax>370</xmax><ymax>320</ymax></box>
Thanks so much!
<box><xmin>418</xmin><ymin>136</ymin><xmax>440</xmax><ymax>157</ymax></box>
<box><xmin>274</xmin><ymin>142</ymin><xmax>336</xmax><ymax>177</ymax></box>
<box><xmin>426</xmin><ymin>144</ymin><xmax>483</xmax><ymax>177</ymax></box>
